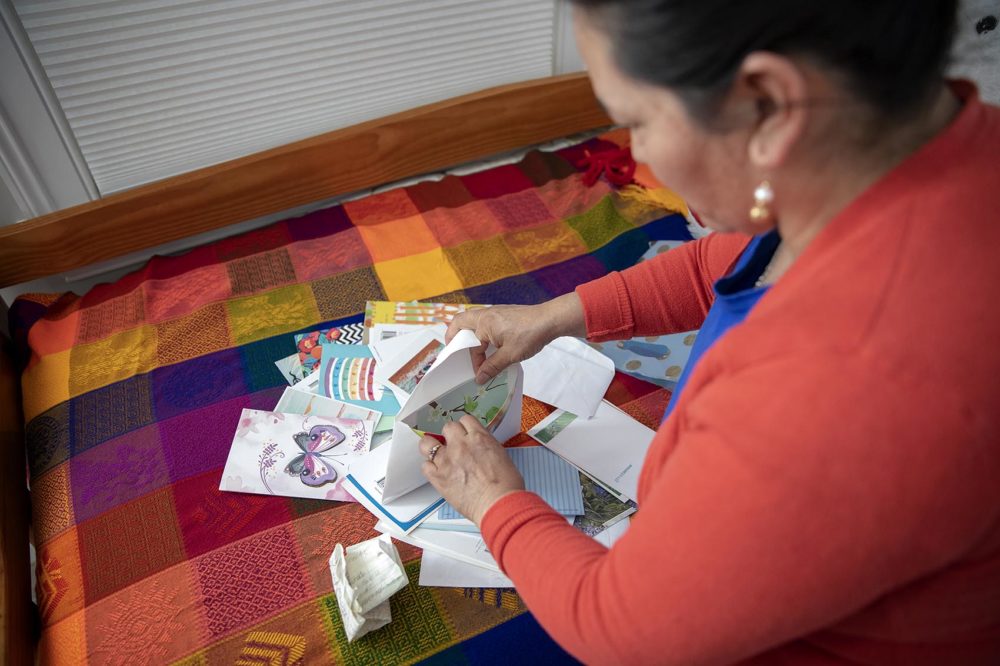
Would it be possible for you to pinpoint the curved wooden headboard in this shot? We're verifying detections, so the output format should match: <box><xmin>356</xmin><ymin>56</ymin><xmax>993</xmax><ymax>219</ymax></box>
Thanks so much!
<box><xmin>0</xmin><ymin>73</ymin><xmax>609</xmax><ymax>288</ymax></box>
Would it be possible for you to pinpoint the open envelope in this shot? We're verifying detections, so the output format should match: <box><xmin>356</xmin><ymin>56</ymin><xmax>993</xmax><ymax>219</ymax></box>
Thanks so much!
<box><xmin>381</xmin><ymin>329</ymin><xmax>524</xmax><ymax>503</ymax></box>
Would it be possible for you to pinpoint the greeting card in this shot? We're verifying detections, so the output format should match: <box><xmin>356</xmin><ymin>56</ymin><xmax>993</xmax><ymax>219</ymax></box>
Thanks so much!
<box><xmin>220</xmin><ymin>409</ymin><xmax>376</xmax><ymax>502</ymax></box>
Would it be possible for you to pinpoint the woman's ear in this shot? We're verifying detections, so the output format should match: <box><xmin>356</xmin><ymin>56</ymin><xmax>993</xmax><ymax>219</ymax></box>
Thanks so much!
<box><xmin>732</xmin><ymin>52</ymin><xmax>810</xmax><ymax>170</ymax></box>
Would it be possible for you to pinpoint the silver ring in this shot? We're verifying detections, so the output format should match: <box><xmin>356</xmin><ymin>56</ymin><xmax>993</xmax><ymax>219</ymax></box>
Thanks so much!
<box><xmin>427</xmin><ymin>444</ymin><xmax>442</xmax><ymax>463</ymax></box>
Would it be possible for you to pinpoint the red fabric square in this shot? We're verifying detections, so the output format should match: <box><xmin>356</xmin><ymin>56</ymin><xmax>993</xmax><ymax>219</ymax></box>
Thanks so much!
<box><xmin>287</xmin><ymin>227</ymin><xmax>372</xmax><ymax>281</ymax></box>
<box><xmin>213</xmin><ymin>223</ymin><xmax>292</xmax><ymax>262</ymax></box>
<box><xmin>77</xmin><ymin>487</ymin><xmax>186</xmax><ymax>604</ymax></box>
<box><xmin>422</xmin><ymin>200</ymin><xmax>504</xmax><ymax>247</ymax></box>
<box><xmin>342</xmin><ymin>188</ymin><xmax>420</xmax><ymax>226</ymax></box>
<box><xmin>194</xmin><ymin>525</ymin><xmax>310</xmax><ymax>638</ymax></box>
<box><xmin>484</xmin><ymin>190</ymin><xmax>554</xmax><ymax>231</ymax></box>
<box><xmin>406</xmin><ymin>175</ymin><xmax>475</xmax><ymax>213</ymax></box>
<box><xmin>143</xmin><ymin>263</ymin><xmax>231</xmax><ymax>323</ymax></box>
<box><xmin>145</xmin><ymin>244</ymin><xmax>218</xmax><ymax>281</ymax></box>
<box><xmin>172</xmin><ymin>469</ymin><xmax>294</xmax><ymax>559</ymax></box>
<box><xmin>461</xmin><ymin>165</ymin><xmax>535</xmax><ymax>199</ymax></box>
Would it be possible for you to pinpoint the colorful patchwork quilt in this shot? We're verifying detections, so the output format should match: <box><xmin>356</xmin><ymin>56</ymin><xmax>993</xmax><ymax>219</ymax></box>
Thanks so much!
<box><xmin>10</xmin><ymin>130</ymin><xmax>691</xmax><ymax>664</ymax></box>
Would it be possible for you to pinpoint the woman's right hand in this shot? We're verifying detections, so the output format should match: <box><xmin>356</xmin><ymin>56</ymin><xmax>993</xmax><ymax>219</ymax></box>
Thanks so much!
<box><xmin>446</xmin><ymin>292</ymin><xmax>587</xmax><ymax>384</ymax></box>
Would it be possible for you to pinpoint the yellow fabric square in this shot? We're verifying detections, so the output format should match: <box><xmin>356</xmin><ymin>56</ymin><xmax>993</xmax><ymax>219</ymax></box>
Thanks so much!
<box><xmin>374</xmin><ymin>248</ymin><xmax>464</xmax><ymax>302</ymax></box>
<box><xmin>22</xmin><ymin>349</ymin><xmax>71</xmax><ymax>422</ymax></box>
<box><xmin>225</xmin><ymin>283</ymin><xmax>321</xmax><ymax>346</ymax></box>
<box><xmin>357</xmin><ymin>214</ymin><xmax>440</xmax><ymax>263</ymax></box>
<box><xmin>68</xmin><ymin>324</ymin><xmax>158</xmax><ymax>398</ymax></box>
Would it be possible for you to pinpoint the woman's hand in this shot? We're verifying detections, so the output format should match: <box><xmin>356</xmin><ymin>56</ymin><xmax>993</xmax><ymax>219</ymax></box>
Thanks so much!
<box><xmin>448</xmin><ymin>292</ymin><xmax>587</xmax><ymax>384</ymax></box>
<box><xmin>419</xmin><ymin>416</ymin><xmax>525</xmax><ymax>525</ymax></box>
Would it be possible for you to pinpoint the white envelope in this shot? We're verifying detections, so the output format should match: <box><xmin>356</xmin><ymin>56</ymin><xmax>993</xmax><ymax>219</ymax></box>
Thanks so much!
<box><xmin>528</xmin><ymin>401</ymin><xmax>654</xmax><ymax>502</ymax></box>
<box><xmin>521</xmin><ymin>336</ymin><xmax>615</xmax><ymax>418</ymax></box>
<box><xmin>381</xmin><ymin>329</ymin><xmax>524</xmax><ymax>503</ymax></box>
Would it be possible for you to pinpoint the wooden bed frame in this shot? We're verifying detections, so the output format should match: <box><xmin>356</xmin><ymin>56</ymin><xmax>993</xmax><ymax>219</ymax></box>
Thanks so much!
<box><xmin>0</xmin><ymin>72</ymin><xmax>609</xmax><ymax>661</ymax></box>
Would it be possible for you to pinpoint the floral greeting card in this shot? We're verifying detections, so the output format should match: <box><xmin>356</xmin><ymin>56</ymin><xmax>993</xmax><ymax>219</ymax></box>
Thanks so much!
<box><xmin>220</xmin><ymin>409</ymin><xmax>376</xmax><ymax>502</ymax></box>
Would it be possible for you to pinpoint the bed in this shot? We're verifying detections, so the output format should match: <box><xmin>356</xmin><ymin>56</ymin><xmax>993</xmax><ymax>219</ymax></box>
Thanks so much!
<box><xmin>0</xmin><ymin>73</ymin><xmax>692</xmax><ymax>664</ymax></box>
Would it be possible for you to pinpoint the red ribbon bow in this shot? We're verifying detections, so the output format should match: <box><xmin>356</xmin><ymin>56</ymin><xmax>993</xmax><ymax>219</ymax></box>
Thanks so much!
<box><xmin>574</xmin><ymin>146</ymin><xmax>637</xmax><ymax>188</ymax></box>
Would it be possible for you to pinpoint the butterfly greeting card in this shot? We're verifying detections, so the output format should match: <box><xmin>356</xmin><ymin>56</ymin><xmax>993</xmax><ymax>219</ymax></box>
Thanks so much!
<box><xmin>220</xmin><ymin>409</ymin><xmax>376</xmax><ymax>502</ymax></box>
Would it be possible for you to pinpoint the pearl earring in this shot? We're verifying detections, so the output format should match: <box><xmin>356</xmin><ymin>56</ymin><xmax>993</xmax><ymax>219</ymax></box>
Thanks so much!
<box><xmin>749</xmin><ymin>180</ymin><xmax>775</xmax><ymax>223</ymax></box>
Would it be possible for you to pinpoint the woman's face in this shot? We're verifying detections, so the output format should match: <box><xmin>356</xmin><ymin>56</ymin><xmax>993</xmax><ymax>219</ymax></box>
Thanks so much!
<box><xmin>573</xmin><ymin>10</ymin><xmax>758</xmax><ymax>234</ymax></box>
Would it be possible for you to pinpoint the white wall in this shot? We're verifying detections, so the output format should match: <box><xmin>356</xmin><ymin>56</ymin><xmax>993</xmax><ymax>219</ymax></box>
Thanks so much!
<box><xmin>0</xmin><ymin>177</ymin><xmax>26</xmax><ymax>225</ymax></box>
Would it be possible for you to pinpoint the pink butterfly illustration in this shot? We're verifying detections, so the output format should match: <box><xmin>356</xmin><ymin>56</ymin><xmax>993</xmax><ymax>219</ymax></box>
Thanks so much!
<box><xmin>285</xmin><ymin>425</ymin><xmax>346</xmax><ymax>487</ymax></box>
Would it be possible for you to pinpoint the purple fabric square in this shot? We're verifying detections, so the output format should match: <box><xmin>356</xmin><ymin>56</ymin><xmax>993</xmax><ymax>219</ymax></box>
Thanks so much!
<box><xmin>160</xmin><ymin>387</ymin><xmax>283</xmax><ymax>484</ymax></box>
<box><xmin>464</xmin><ymin>274</ymin><xmax>552</xmax><ymax>305</ymax></box>
<box><xmin>532</xmin><ymin>255</ymin><xmax>608</xmax><ymax>297</ymax></box>
<box><xmin>285</xmin><ymin>206</ymin><xmax>352</xmax><ymax>242</ymax></box>
<box><xmin>151</xmin><ymin>348</ymin><xmax>249</xmax><ymax>421</ymax></box>
<box><xmin>70</xmin><ymin>423</ymin><xmax>169</xmax><ymax>524</ymax></box>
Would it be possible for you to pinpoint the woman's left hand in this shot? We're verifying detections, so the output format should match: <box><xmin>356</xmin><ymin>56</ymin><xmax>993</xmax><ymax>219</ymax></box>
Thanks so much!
<box><xmin>419</xmin><ymin>415</ymin><xmax>525</xmax><ymax>525</ymax></box>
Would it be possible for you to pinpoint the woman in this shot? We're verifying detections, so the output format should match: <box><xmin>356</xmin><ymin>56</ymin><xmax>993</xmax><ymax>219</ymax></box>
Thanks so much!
<box><xmin>419</xmin><ymin>1</ymin><xmax>1000</xmax><ymax>663</ymax></box>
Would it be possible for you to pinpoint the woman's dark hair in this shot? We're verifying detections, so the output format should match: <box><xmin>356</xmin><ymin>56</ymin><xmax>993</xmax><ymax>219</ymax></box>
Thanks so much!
<box><xmin>570</xmin><ymin>0</ymin><xmax>958</xmax><ymax>121</ymax></box>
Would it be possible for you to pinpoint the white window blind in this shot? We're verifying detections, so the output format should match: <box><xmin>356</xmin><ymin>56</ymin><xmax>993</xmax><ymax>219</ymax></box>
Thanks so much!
<box><xmin>12</xmin><ymin>0</ymin><xmax>558</xmax><ymax>195</ymax></box>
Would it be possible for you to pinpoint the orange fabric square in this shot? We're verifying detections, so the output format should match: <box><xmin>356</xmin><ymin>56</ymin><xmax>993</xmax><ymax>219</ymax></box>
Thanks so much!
<box><xmin>36</xmin><ymin>527</ymin><xmax>85</xmax><ymax>626</ymax></box>
<box><xmin>22</xmin><ymin>349</ymin><xmax>71</xmax><ymax>422</ymax></box>
<box><xmin>356</xmin><ymin>214</ymin><xmax>439</xmax><ymax>262</ymax></box>
<box><xmin>37</xmin><ymin>606</ymin><xmax>86</xmax><ymax>665</ymax></box>
<box><xmin>503</xmin><ymin>220</ymin><xmax>589</xmax><ymax>272</ymax></box>
<box><xmin>27</xmin><ymin>305</ymin><xmax>80</xmax><ymax>357</ymax></box>
<box><xmin>342</xmin><ymin>187</ymin><xmax>420</xmax><ymax>226</ymax></box>
<box><xmin>423</xmin><ymin>199</ymin><xmax>505</xmax><ymax>247</ymax></box>
<box><xmin>291</xmin><ymin>503</ymin><xmax>379</xmax><ymax>596</ymax></box>
<box><xmin>86</xmin><ymin>563</ymin><xmax>209</xmax><ymax>664</ymax></box>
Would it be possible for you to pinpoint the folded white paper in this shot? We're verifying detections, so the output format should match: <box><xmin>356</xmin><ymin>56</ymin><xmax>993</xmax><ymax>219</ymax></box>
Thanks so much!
<box><xmin>329</xmin><ymin>534</ymin><xmax>408</xmax><ymax>642</ymax></box>
<box><xmin>375</xmin><ymin>520</ymin><xmax>502</xmax><ymax>572</ymax></box>
<box><xmin>521</xmin><ymin>336</ymin><xmax>615</xmax><ymax>418</ymax></box>
<box><xmin>529</xmin><ymin>401</ymin><xmax>654</xmax><ymax>502</ymax></box>
<box><xmin>381</xmin><ymin>329</ymin><xmax>523</xmax><ymax>503</ymax></box>
<box><xmin>415</xmin><ymin>517</ymin><xmax>631</xmax><ymax>589</ymax></box>
<box><xmin>418</xmin><ymin>550</ymin><xmax>515</xmax><ymax>588</ymax></box>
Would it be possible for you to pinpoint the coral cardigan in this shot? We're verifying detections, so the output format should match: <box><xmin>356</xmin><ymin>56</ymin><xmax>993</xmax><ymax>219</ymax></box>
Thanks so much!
<box><xmin>480</xmin><ymin>84</ymin><xmax>1000</xmax><ymax>665</ymax></box>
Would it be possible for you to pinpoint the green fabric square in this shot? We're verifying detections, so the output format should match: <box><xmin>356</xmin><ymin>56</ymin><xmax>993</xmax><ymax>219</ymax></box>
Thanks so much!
<box><xmin>444</xmin><ymin>237</ymin><xmax>522</xmax><ymax>288</ymax></box>
<box><xmin>320</xmin><ymin>560</ymin><xmax>453</xmax><ymax>664</ymax></box>
<box><xmin>225</xmin><ymin>283</ymin><xmax>321</xmax><ymax>346</ymax></box>
<box><xmin>565</xmin><ymin>196</ymin><xmax>635</xmax><ymax>251</ymax></box>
